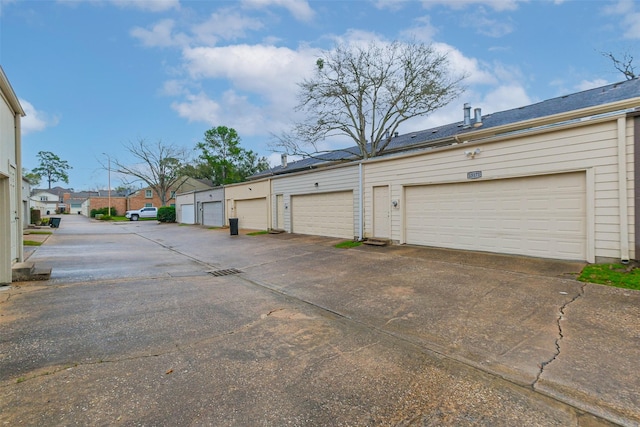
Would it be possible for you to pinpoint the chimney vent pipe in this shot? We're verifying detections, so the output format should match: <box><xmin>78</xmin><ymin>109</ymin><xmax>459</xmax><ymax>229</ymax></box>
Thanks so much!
<box><xmin>473</xmin><ymin>108</ymin><xmax>483</xmax><ymax>127</ymax></box>
<box><xmin>463</xmin><ymin>103</ymin><xmax>472</xmax><ymax>128</ymax></box>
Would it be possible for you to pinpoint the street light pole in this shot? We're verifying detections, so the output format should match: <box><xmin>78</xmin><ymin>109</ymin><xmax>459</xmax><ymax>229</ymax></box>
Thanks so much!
<box><xmin>103</xmin><ymin>153</ymin><xmax>111</xmax><ymax>217</ymax></box>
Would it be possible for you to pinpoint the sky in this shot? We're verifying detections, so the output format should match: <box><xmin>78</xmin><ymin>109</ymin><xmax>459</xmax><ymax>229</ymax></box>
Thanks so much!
<box><xmin>1</xmin><ymin>0</ymin><xmax>639</xmax><ymax>191</ymax></box>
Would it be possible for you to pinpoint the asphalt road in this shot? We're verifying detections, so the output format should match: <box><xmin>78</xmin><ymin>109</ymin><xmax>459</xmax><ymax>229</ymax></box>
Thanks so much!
<box><xmin>1</xmin><ymin>214</ymin><xmax>637</xmax><ymax>426</ymax></box>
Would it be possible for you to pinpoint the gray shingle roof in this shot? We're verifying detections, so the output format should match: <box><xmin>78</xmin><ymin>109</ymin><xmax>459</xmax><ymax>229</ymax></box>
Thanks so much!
<box><xmin>252</xmin><ymin>78</ymin><xmax>640</xmax><ymax>179</ymax></box>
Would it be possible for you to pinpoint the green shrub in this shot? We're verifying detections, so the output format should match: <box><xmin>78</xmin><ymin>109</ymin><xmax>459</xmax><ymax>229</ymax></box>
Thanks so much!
<box><xmin>90</xmin><ymin>207</ymin><xmax>118</xmax><ymax>218</ymax></box>
<box><xmin>30</xmin><ymin>208</ymin><xmax>41</xmax><ymax>225</ymax></box>
<box><xmin>158</xmin><ymin>206</ymin><xmax>176</xmax><ymax>223</ymax></box>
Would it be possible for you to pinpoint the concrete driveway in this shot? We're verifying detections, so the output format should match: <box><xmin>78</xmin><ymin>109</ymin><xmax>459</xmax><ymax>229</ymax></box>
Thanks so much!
<box><xmin>1</xmin><ymin>214</ymin><xmax>638</xmax><ymax>426</ymax></box>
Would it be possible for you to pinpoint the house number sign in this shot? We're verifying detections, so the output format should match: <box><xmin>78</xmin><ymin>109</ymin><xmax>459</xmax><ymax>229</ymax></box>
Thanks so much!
<box><xmin>467</xmin><ymin>171</ymin><xmax>482</xmax><ymax>180</ymax></box>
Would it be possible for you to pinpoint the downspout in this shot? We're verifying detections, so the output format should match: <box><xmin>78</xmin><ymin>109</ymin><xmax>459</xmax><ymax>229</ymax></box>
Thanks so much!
<box><xmin>358</xmin><ymin>161</ymin><xmax>363</xmax><ymax>241</ymax></box>
<box><xmin>618</xmin><ymin>116</ymin><xmax>630</xmax><ymax>263</ymax></box>
<box><xmin>634</xmin><ymin>113</ymin><xmax>640</xmax><ymax>260</ymax></box>
<box><xmin>15</xmin><ymin>112</ymin><xmax>23</xmax><ymax>262</ymax></box>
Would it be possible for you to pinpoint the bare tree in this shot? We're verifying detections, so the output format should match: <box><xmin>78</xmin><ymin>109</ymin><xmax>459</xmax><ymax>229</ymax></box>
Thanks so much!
<box><xmin>275</xmin><ymin>40</ymin><xmax>466</xmax><ymax>160</ymax></box>
<box><xmin>602</xmin><ymin>51</ymin><xmax>637</xmax><ymax>80</ymax></box>
<box><xmin>112</xmin><ymin>139</ymin><xmax>188</xmax><ymax>206</ymax></box>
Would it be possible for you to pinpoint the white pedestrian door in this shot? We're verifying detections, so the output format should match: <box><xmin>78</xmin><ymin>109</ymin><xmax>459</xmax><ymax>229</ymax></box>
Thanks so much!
<box><xmin>276</xmin><ymin>195</ymin><xmax>284</xmax><ymax>229</ymax></box>
<box><xmin>373</xmin><ymin>186</ymin><xmax>390</xmax><ymax>238</ymax></box>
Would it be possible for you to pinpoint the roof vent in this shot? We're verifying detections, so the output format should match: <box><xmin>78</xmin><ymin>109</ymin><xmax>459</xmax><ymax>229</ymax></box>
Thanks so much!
<box><xmin>473</xmin><ymin>108</ymin><xmax>483</xmax><ymax>128</ymax></box>
<box><xmin>463</xmin><ymin>103</ymin><xmax>472</xmax><ymax>128</ymax></box>
<box><xmin>281</xmin><ymin>154</ymin><xmax>287</xmax><ymax>168</ymax></box>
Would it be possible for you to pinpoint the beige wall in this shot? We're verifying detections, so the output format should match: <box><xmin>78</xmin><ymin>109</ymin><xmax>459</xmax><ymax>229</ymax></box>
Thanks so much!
<box><xmin>271</xmin><ymin>164</ymin><xmax>360</xmax><ymax>236</ymax></box>
<box><xmin>223</xmin><ymin>179</ymin><xmax>270</xmax><ymax>227</ymax></box>
<box><xmin>363</xmin><ymin>115</ymin><xmax>635</xmax><ymax>263</ymax></box>
<box><xmin>0</xmin><ymin>67</ymin><xmax>24</xmax><ymax>284</ymax></box>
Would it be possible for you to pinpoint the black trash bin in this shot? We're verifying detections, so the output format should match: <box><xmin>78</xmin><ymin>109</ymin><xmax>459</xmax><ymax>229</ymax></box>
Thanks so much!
<box><xmin>50</xmin><ymin>217</ymin><xmax>61</xmax><ymax>228</ymax></box>
<box><xmin>229</xmin><ymin>218</ymin><xmax>238</xmax><ymax>236</ymax></box>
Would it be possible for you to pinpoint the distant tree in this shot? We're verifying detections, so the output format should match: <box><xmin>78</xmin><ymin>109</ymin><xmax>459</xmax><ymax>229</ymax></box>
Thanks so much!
<box><xmin>195</xmin><ymin>126</ymin><xmax>269</xmax><ymax>186</ymax></box>
<box><xmin>602</xmin><ymin>51</ymin><xmax>637</xmax><ymax>80</ymax></box>
<box><xmin>112</xmin><ymin>139</ymin><xmax>188</xmax><ymax>206</ymax></box>
<box><xmin>275</xmin><ymin>40</ymin><xmax>466</xmax><ymax>159</ymax></box>
<box><xmin>22</xmin><ymin>168</ymin><xmax>42</xmax><ymax>187</ymax></box>
<box><xmin>32</xmin><ymin>151</ymin><xmax>72</xmax><ymax>189</ymax></box>
<box><xmin>179</xmin><ymin>161</ymin><xmax>215</xmax><ymax>182</ymax></box>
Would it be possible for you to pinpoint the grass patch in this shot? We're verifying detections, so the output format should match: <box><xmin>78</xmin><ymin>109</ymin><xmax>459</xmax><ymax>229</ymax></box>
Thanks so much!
<box><xmin>102</xmin><ymin>216</ymin><xmax>129</xmax><ymax>222</ymax></box>
<box><xmin>208</xmin><ymin>226</ymin><xmax>222</xmax><ymax>230</ymax></box>
<box><xmin>334</xmin><ymin>240</ymin><xmax>362</xmax><ymax>249</ymax></box>
<box><xmin>578</xmin><ymin>263</ymin><xmax>640</xmax><ymax>290</ymax></box>
<box><xmin>27</xmin><ymin>231</ymin><xmax>53</xmax><ymax>235</ymax></box>
<box><xmin>247</xmin><ymin>230</ymin><xmax>269</xmax><ymax>236</ymax></box>
<box><xmin>23</xmin><ymin>240</ymin><xmax>42</xmax><ymax>246</ymax></box>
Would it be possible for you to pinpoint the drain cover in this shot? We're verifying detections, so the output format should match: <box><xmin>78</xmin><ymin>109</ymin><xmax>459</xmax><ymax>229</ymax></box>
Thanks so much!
<box><xmin>208</xmin><ymin>268</ymin><xmax>243</xmax><ymax>277</ymax></box>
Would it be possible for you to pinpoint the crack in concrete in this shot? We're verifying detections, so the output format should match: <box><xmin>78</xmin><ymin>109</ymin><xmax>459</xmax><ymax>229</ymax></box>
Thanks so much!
<box><xmin>533</xmin><ymin>283</ymin><xmax>586</xmax><ymax>389</ymax></box>
<box><xmin>0</xmin><ymin>290</ymin><xmax>11</xmax><ymax>303</ymax></box>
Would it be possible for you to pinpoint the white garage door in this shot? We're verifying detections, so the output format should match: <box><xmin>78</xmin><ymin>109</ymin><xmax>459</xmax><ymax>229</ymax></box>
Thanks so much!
<box><xmin>291</xmin><ymin>191</ymin><xmax>354</xmax><ymax>239</ymax></box>
<box><xmin>235</xmin><ymin>198</ymin><xmax>267</xmax><ymax>230</ymax></box>
<box><xmin>202</xmin><ymin>201</ymin><xmax>223</xmax><ymax>227</ymax></box>
<box><xmin>181</xmin><ymin>204</ymin><xmax>195</xmax><ymax>225</ymax></box>
<box><xmin>405</xmin><ymin>172</ymin><xmax>586</xmax><ymax>260</ymax></box>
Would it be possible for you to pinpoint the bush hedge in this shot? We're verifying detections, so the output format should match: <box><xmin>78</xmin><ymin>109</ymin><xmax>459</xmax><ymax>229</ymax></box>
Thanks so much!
<box><xmin>90</xmin><ymin>207</ymin><xmax>118</xmax><ymax>218</ymax></box>
<box><xmin>158</xmin><ymin>206</ymin><xmax>176</xmax><ymax>223</ymax></box>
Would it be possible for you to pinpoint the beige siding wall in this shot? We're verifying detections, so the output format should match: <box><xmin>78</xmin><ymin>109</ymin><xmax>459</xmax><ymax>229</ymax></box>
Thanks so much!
<box><xmin>271</xmin><ymin>164</ymin><xmax>360</xmax><ymax>236</ymax></box>
<box><xmin>363</xmin><ymin>116</ymin><xmax>635</xmax><ymax>262</ymax></box>
<box><xmin>224</xmin><ymin>179</ymin><xmax>270</xmax><ymax>226</ymax></box>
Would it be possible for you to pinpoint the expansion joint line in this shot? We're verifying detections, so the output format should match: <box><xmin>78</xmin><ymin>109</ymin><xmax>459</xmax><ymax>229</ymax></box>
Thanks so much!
<box><xmin>533</xmin><ymin>283</ymin><xmax>587</xmax><ymax>388</ymax></box>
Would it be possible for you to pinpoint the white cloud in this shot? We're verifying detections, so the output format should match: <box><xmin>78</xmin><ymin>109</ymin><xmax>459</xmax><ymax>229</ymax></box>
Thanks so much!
<box><xmin>160</xmin><ymin>79</ymin><xmax>189</xmax><ymax>96</ymax></box>
<box><xmin>171</xmin><ymin>90</ymin><xmax>271</xmax><ymax>136</ymax></box>
<box><xmin>603</xmin><ymin>0</ymin><xmax>634</xmax><ymax>14</ymax></box>
<box><xmin>192</xmin><ymin>10</ymin><xmax>264</xmax><ymax>45</ymax></box>
<box><xmin>604</xmin><ymin>0</ymin><xmax>640</xmax><ymax>39</ymax></box>
<box><xmin>171</xmin><ymin>91</ymin><xmax>222</xmax><ymax>124</ymax></box>
<box><xmin>109</xmin><ymin>0</ymin><xmax>179</xmax><ymax>12</ymax></box>
<box><xmin>463</xmin><ymin>13</ymin><xmax>514</xmax><ymax>37</ymax></box>
<box><xmin>0</xmin><ymin>0</ymin><xmax>18</xmax><ymax>15</ymax></box>
<box><xmin>480</xmin><ymin>84</ymin><xmax>532</xmax><ymax>111</ymax></box>
<box><xmin>241</xmin><ymin>0</ymin><xmax>314</xmax><ymax>21</ymax></box>
<box><xmin>433</xmin><ymin>42</ymin><xmax>496</xmax><ymax>85</ymax></box>
<box><xmin>421</xmin><ymin>0</ymin><xmax>525</xmax><ymax>12</ymax></box>
<box><xmin>57</xmin><ymin>0</ymin><xmax>180</xmax><ymax>12</ymax></box>
<box><xmin>328</xmin><ymin>29</ymin><xmax>386</xmax><ymax>46</ymax></box>
<box><xmin>182</xmin><ymin>44</ymin><xmax>318</xmax><ymax>104</ymax></box>
<box><xmin>373</xmin><ymin>0</ymin><xmax>409</xmax><ymax>11</ymax></box>
<box><xmin>130</xmin><ymin>19</ymin><xmax>189</xmax><ymax>48</ymax></box>
<box><xmin>176</xmin><ymin>43</ymin><xmax>321</xmax><ymax>136</ymax></box>
<box><xmin>400</xmin><ymin>15</ymin><xmax>438</xmax><ymax>42</ymax></box>
<box><xmin>19</xmin><ymin>99</ymin><xmax>59</xmax><ymax>135</ymax></box>
<box><xmin>575</xmin><ymin>79</ymin><xmax>609</xmax><ymax>92</ymax></box>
